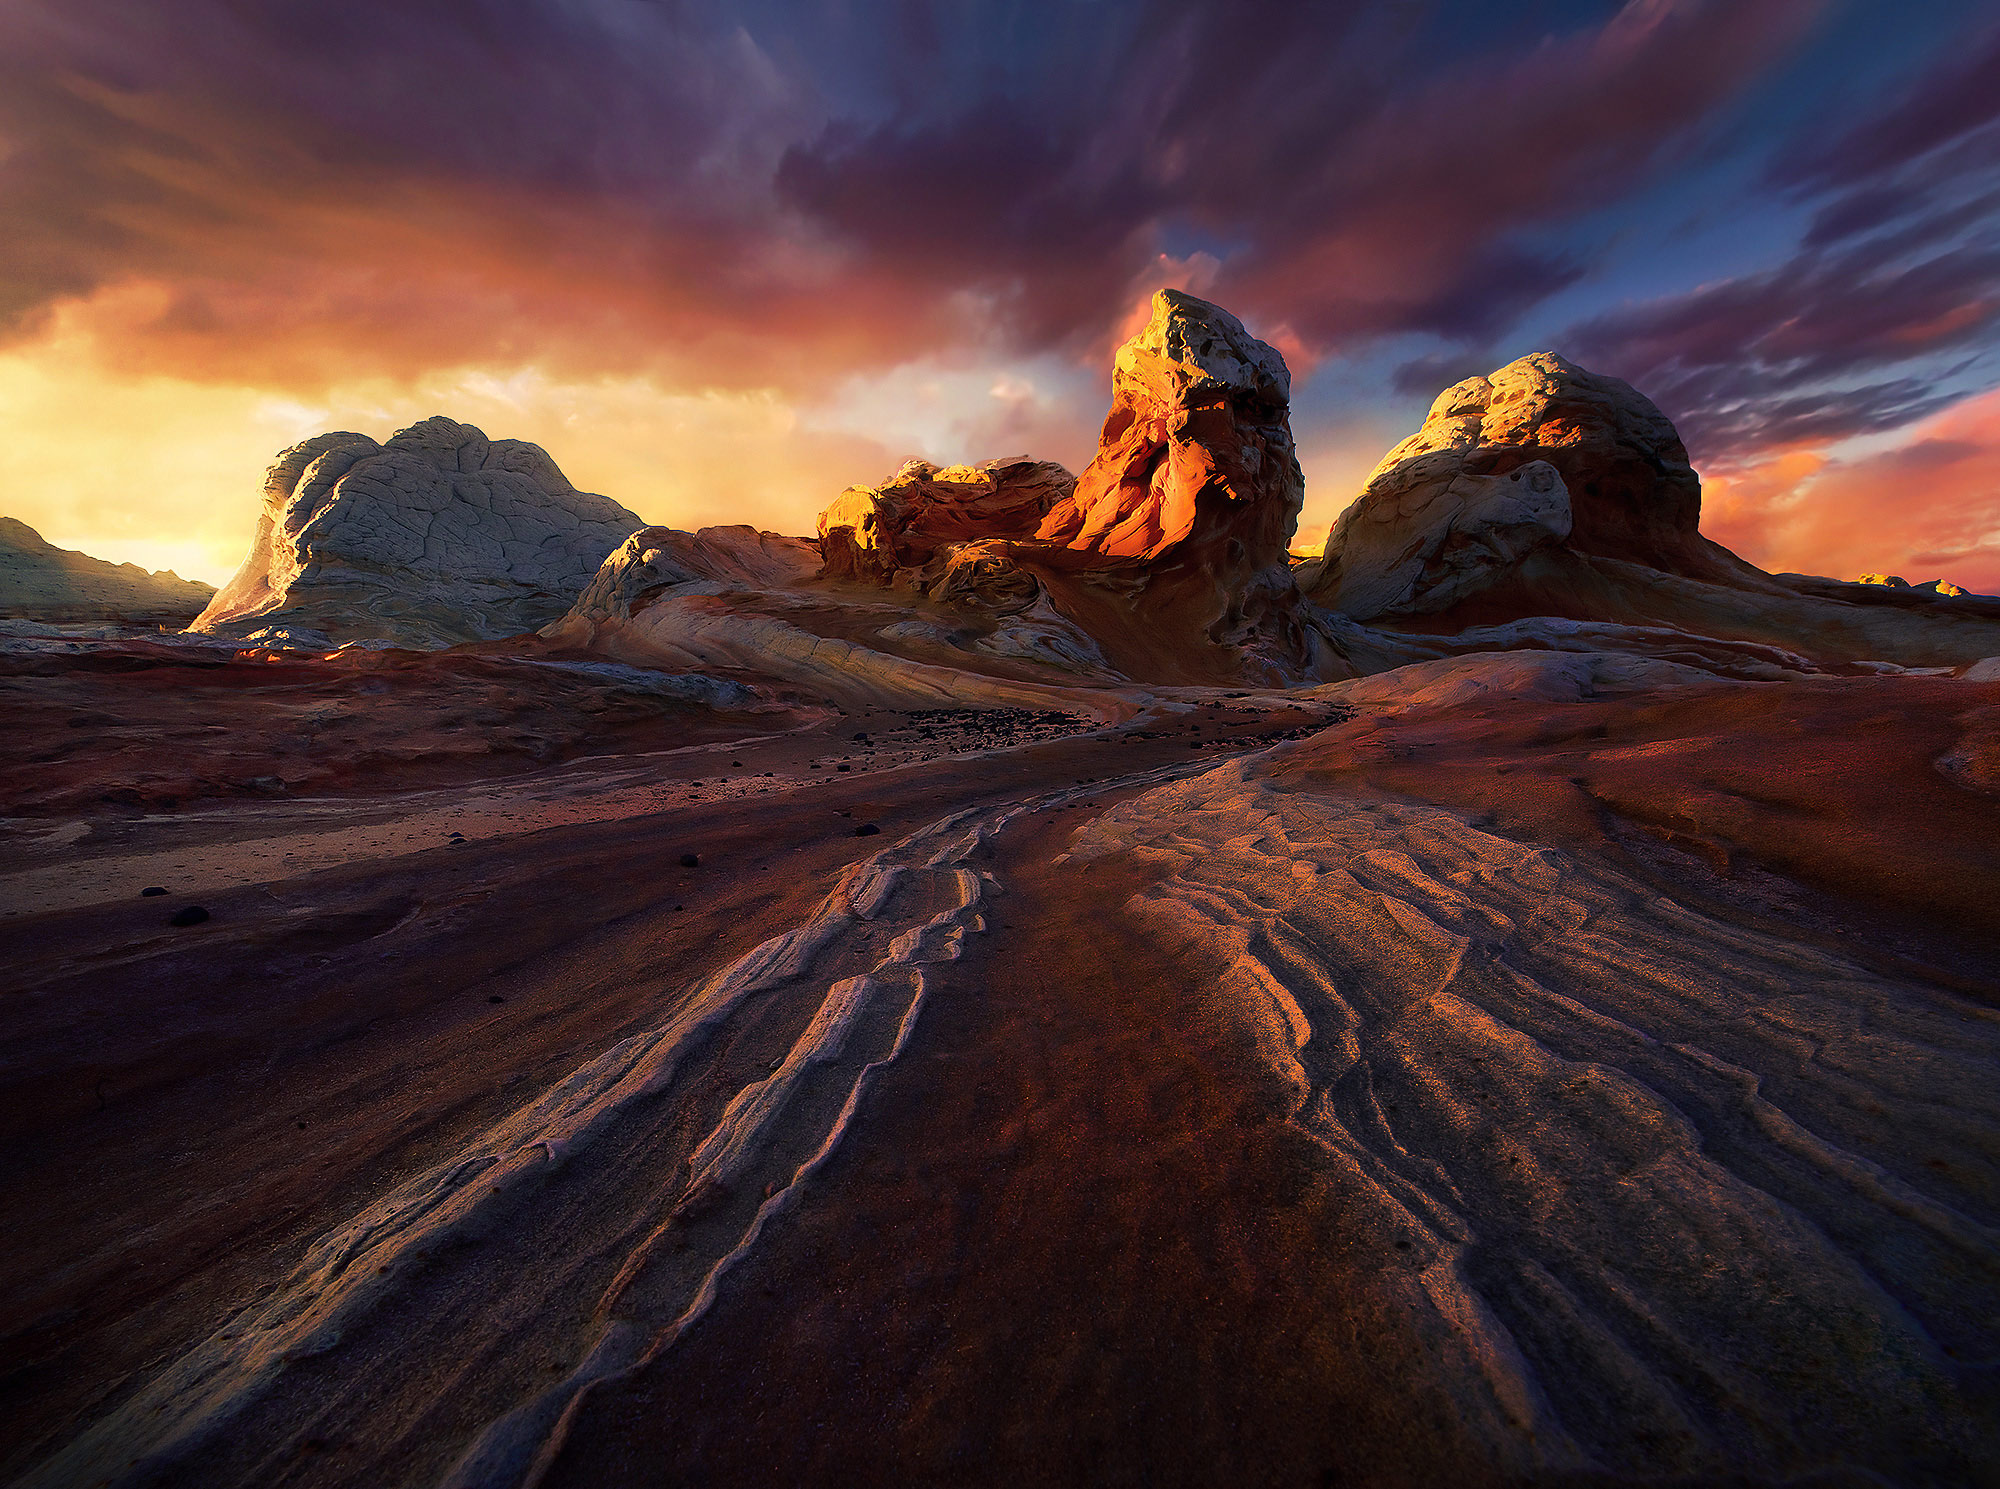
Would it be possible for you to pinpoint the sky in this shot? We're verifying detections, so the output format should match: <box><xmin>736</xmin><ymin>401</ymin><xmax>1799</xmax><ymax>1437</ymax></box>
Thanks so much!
<box><xmin>1</xmin><ymin>0</ymin><xmax>1996</xmax><ymax>591</ymax></box>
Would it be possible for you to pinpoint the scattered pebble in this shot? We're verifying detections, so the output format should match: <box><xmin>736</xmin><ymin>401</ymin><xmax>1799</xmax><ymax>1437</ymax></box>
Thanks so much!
<box><xmin>679</xmin><ymin>853</ymin><xmax>701</xmax><ymax>868</ymax></box>
<box><xmin>140</xmin><ymin>886</ymin><xmax>167</xmax><ymax>897</ymax></box>
<box><xmin>854</xmin><ymin>823</ymin><xmax>880</xmax><ymax>837</ymax></box>
<box><xmin>168</xmin><ymin>905</ymin><xmax>209</xmax><ymax>927</ymax></box>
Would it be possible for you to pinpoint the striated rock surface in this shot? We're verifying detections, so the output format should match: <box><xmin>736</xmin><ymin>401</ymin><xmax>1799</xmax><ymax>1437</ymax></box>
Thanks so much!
<box><xmin>1311</xmin><ymin>458</ymin><xmax>1574</xmax><ymax>620</ymax></box>
<box><xmin>819</xmin><ymin>458</ymin><xmax>1073</xmax><ymax>586</ymax></box>
<box><xmin>190</xmin><ymin>417</ymin><xmax>644</xmax><ymax>649</ymax></box>
<box><xmin>0</xmin><ymin>517</ymin><xmax>214</xmax><ymax>625</ymax></box>
<box><xmin>562</xmin><ymin>524</ymin><xmax>821</xmax><ymax>627</ymax></box>
<box><xmin>1028</xmin><ymin>289</ymin><xmax>1315</xmax><ymax>680</ymax></box>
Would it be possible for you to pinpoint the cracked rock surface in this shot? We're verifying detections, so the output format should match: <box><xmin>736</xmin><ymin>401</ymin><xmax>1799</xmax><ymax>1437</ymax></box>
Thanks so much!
<box><xmin>191</xmin><ymin>417</ymin><xmax>644</xmax><ymax>650</ymax></box>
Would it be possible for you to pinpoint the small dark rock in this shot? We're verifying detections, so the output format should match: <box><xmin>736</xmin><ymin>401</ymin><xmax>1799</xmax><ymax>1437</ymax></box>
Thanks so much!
<box><xmin>168</xmin><ymin>905</ymin><xmax>209</xmax><ymax>927</ymax></box>
<box><xmin>854</xmin><ymin>823</ymin><xmax>880</xmax><ymax>837</ymax></box>
<box><xmin>836</xmin><ymin>764</ymin><xmax>850</xmax><ymax>772</ymax></box>
<box><xmin>140</xmin><ymin>886</ymin><xmax>167</xmax><ymax>897</ymax></box>
<box><xmin>679</xmin><ymin>853</ymin><xmax>701</xmax><ymax>868</ymax></box>
<box><xmin>488</xmin><ymin>995</ymin><xmax>506</xmax><ymax>1004</ymax></box>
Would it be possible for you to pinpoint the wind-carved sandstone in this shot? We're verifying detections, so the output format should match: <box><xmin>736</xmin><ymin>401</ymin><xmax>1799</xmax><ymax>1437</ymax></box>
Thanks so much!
<box><xmin>191</xmin><ymin>417</ymin><xmax>643</xmax><ymax>649</ymax></box>
<box><xmin>1038</xmin><ymin>289</ymin><xmax>1302</xmax><ymax>570</ymax></box>
<box><xmin>814</xmin><ymin>291</ymin><xmax>1317</xmax><ymax>681</ymax></box>
<box><xmin>0</xmin><ymin>517</ymin><xmax>214</xmax><ymax>625</ymax></box>
<box><xmin>818</xmin><ymin>458</ymin><xmax>1074</xmax><ymax>593</ymax></box>
<box><xmin>1306</xmin><ymin>353</ymin><xmax>1741</xmax><ymax>621</ymax></box>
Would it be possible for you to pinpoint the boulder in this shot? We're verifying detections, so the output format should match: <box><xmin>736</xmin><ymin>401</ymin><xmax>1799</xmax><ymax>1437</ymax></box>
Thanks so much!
<box><xmin>0</xmin><ymin>517</ymin><xmax>214</xmax><ymax>625</ymax></box>
<box><xmin>558</xmin><ymin>524</ymin><xmax>820</xmax><ymax>628</ymax></box>
<box><xmin>1312</xmin><ymin>458</ymin><xmax>1573</xmax><ymax>620</ymax></box>
<box><xmin>190</xmin><ymin>417</ymin><xmax>644</xmax><ymax>649</ymax></box>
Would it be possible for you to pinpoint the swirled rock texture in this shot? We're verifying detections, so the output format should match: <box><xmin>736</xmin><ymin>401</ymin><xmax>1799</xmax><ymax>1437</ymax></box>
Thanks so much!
<box><xmin>0</xmin><ymin>517</ymin><xmax>213</xmax><ymax>625</ymax></box>
<box><xmin>190</xmin><ymin>417</ymin><xmax>644</xmax><ymax>650</ymax></box>
<box><xmin>1333</xmin><ymin>353</ymin><xmax>1731</xmax><ymax>589</ymax></box>
<box><xmin>818</xmin><ymin>458</ymin><xmax>1073</xmax><ymax>586</ymax></box>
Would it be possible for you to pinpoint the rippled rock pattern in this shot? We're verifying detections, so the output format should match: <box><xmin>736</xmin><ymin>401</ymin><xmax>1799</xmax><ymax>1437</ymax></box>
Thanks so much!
<box><xmin>191</xmin><ymin>417</ymin><xmax>644</xmax><ymax>650</ymax></box>
<box><xmin>1062</xmin><ymin>756</ymin><xmax>2000</xmax><ymax>1483</ymax></box>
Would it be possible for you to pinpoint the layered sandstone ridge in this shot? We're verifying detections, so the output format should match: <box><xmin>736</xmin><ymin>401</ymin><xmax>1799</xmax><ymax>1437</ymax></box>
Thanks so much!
<box><xmin>1037</xmin><ymin>289</ymin><xmax>1301</xmax><ymax>569</ymax></box>
<box><xmin>191</xmin><ymin>417</ymin><xmax>644</xmax><ymax>650</ymax></box>
<box><xmin>0</xmin><ymin>517</ymin><xmax>214</xmax><ymax>625</ymax></box>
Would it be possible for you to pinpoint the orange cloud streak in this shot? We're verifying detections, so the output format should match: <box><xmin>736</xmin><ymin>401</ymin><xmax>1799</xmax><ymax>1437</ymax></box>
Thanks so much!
<box><xmin>1703</xmin><ymin>388</ymin><xmax>2000</xmax><ymax>594</ymax></box>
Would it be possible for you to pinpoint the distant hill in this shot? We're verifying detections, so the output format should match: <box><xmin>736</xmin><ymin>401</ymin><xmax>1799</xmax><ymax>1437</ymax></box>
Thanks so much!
<box><xmin>0</xmin><ymin>516</ymin><xmax>215</xmax><ymax>625</ymax></box>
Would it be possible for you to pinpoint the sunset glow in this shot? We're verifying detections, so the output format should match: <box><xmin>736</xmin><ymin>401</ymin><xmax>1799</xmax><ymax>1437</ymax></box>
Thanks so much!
<box><xmin>2</xmin><ymin>1</ymin><xmax>1995</xmax><ymax>587</ymax></box>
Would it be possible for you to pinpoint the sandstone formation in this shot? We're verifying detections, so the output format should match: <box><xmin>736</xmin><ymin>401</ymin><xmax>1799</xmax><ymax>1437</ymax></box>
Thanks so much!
<box><xmin>818</xmin><ymin>458</ymin><xmax>1073</xmax><ymax>587</ymax></box>
<box><xmin>190</xmin><ymin>417</ymin><xmax>644</xmax><ymax>649</ymax></box>
<box><xmin>1304</xmin><ymin>354</ymin><xmax>2000</xmax><ymax>669</ymax></box>
<box><xmin>1854</xmin><ymin>573</ymin><xmax>1978</xmax><ymax>598</ymax></box>
<box><xmin>1033</xmin><ymin>291</ymin><xmax>1311</xmax><ymax>673</ymax></box>
<box><xmin>562</xmin><ymin>524</ymin><xmax>821</xmax><ymax>628</ymax></box>
<box><xmin>1037</xmin><ymin>290</ymin><xmax>1301</xmax><ymax>568</ymax></box>
<box><xmin>1304</xmin><ymin>352</ymin><xmax>1742</xmax><ymax>623</ymax></box>
<box><xmin>0</xmin><ymin>516</ymin><xmax>213</xmax><ymax>625</ymax></box>
<box><xmin>546</xmin><ymin>521</ymin><xmax>1124</xmax><ymax>716</ymax></box>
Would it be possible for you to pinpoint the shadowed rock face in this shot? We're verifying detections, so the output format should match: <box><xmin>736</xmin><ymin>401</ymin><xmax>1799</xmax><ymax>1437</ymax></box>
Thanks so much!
<box><xmin>190</xmin><ymin>417</ymin><xmax>644</xmax><ymax>649</ymax></box>
<box><xmin>0</xmin><ymin>517</ymin><xmax>214</xmax><ymax>624</ymax></box>
<box><xmin>818</xmin><ymin>458</ymin><xmax>1074</xmax><ymax>586</ymax></box>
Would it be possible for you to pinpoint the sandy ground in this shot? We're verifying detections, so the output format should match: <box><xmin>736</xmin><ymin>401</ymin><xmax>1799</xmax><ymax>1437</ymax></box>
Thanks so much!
<box><xmin>2</xmin><ymin>646</ymin><xmax>1996</xmax><ymax>1488</ymax></box>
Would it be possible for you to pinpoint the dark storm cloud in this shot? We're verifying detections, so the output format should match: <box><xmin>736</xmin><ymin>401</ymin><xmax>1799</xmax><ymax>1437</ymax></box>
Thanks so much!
<box><xmin>1562</xmin><ymin>19</ymin><xmax>2000</xmax><ymax>464</ymax></box>
<box><xmin>0</xmin><ymin>0</ymin><xmax>1826</xmax><ymax>390</ymax></box>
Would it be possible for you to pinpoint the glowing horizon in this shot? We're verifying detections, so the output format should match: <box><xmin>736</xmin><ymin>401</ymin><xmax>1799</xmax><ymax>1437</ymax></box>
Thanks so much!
<box><xmin>3</xmin><ymin>1</ymin><xmax>1995</xmax><ymax>594</ymax></box>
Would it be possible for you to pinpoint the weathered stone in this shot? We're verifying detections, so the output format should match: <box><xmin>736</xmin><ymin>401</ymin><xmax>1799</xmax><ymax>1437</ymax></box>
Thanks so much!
<box><xmin>819</xmin><ymin>458</ymin><xmax>1074</xmax><ymax>584</ymax></box>
<box><xmin>191</xmin><ymin>417</ymin><xmax>645</xmax><ymax>649</ymax></box>
<box><xmin>562</xmin><ymin>524</ymin><xmax>820</xmax><ymax>628</ymax></box>
<box><xmin>1310</xmin><ymin>352</ymin><xmax>1729</xmax><ymax>604</ymax></box>
<box><xmin>1036</xmin><ymin>289</ymin><xmax>1301</xmax><ymax>575</ymax></box>
<box><xmin>1314</xmin><ymin>459</ymin><xmax>1573</xmax><ymax>620</ymax></box>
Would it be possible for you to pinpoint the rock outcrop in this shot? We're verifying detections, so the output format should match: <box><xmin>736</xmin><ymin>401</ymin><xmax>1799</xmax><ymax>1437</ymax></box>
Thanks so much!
<box><xmin>190</xmin><ymin>417</ymin><xmax>644</xmax><ymax>649</ymax></box>
<box><xmin>560</xmin><ymin>525</ymin><xmax>821</xmax><ymax>628</ymax></box>
<box><xmin>818</xmin><ymin>458</ymin><xmax>1073</xmax><ymax>586</ymax></box>
<box><xmin>1305</xmin><ymin>352</ymin><xmax>1745</xmax><ymax>621</ymax></box>
<box><xmin>1302</xmin><ymin>355</ymin><xmax>2000</xmax><ymax>669</ymax></box>
<box><xmin>1037</xmin><ymin>290</ymin><xmax>1302</xmax><ymax>571</ymax></box>
<box><xmin>0</xmin><ymin>517</ymin><xmax>214</xmax><ymax>625</ymax></box>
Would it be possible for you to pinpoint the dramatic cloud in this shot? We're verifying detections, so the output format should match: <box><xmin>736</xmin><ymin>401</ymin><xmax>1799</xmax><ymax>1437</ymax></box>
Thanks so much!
<box><xmin>0</xmin><ymin>0</ymin><xmax>1824</xmax><ymax>395</ymax></box>
<box><xmin>1562</xmin><ymin>19</ymin><xmax>2000</xmax><ymax>467</ymax></box>
<box><xmin>1</xmin><ymin>0</ymin><xmax>1989</xmax><ymax>594</ymax></box>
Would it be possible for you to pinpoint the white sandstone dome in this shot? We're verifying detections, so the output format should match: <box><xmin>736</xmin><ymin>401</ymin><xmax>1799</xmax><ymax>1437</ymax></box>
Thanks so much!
<box><xmin>191</xmin><ymin>416</ymin><xmax>644</xmax><ymax>649</ymax></box>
